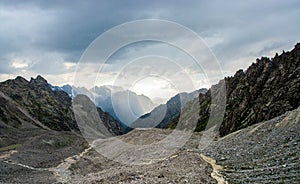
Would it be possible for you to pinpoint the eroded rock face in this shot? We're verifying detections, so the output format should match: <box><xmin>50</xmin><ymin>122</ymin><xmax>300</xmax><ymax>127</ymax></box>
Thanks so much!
<box><xmin>219</xmin><ymin>43</ymin><xmax>300</xmax><ymax>136</ymax></box>
<box><xmin>194</xmin><ymin>43</ymin><xmax>300</xmax><ymax>136</ymax></box>
<box><xmin>0</xmin><ymin>75</ymin><xmax>126</xmax><ymax>135</ymax></box>
<box><xmin>0</xmin><ymin>75</ymin><xmax>77</xmax><ymax>131</ymax></box>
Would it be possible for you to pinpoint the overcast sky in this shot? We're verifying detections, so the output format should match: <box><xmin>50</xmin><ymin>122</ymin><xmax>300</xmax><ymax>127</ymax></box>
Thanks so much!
<box><xmin>0</xmin><ymin>0</ymin><xmax>299</xmax><ymax>99</ymax></box>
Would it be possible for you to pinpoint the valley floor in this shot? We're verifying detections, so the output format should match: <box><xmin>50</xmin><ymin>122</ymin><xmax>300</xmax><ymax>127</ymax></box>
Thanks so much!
<box><xmin>0</xmin><ymin>107</ymin><xmax>299</xmax><ymax>183</ymax></box>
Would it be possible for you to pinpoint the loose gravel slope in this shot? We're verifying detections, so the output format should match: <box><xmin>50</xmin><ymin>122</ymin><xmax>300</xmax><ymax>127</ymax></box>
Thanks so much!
<box><xmin>202</xmin><ymin>107</ymin><xmax>300</xmax><ymax>183</ymax></box>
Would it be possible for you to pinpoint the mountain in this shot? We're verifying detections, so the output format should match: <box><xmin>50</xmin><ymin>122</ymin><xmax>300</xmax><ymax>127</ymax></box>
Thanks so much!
<box><xmin>0</xmin><ymin>75</ymin><xmax>125</xmax><ymax>135</ymax></box>
<box><xmin>0</xmin><ymin>75</ymin><xmax>129</xmax><ymax>183</ymax></box>
<box><xmin>131</xmin><ymin>88</ymin><xmax>207</xmax><ymax>128</ymax></box>
<box><xmin>56</xmin><ymin>85</ymin><xmax>156</xmax><ymax>126</ymax></box>
<box><xmin>1</xmin><ymin>44</ymin><xmax>299</xmax><ymax>184</ymax></box>
<box><xmin>96</xmin><ymin>88</ymin><xmax>156</xmax><ymax>126</ymax></box>
<box><xmin>168</xmin><ymin>43</ymin><xmax>300</xmax><ymax>136</ymax></box>
<box><xmin>50</xmin><ymin>84</ymin><xmax>94</xmax><ymax>99</ymax></box>
<box><xmin>0</xmin><ymin>76</ymin><xmax>78</xmax><ymax>131</ymax></box>
<box><xmin>72</xmin><ymin>94</ymin><xmax>127</xmax><ymax>137</ymax></box>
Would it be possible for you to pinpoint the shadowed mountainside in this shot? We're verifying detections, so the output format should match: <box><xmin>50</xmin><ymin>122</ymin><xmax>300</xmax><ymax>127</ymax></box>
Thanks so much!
<box><xmin>132</xmin><ymin>89</ymin><xmax>207</xmax><ymax>128</ymax></box>
<box><xmin>0</xmin><ymin>76</ymin><xmax>126</xmax><ymax>145</ymax></box>
<box><xmin>166</xmin><ymin>43</ymin><xmax>300</xmax><ymax>136</ymax></box>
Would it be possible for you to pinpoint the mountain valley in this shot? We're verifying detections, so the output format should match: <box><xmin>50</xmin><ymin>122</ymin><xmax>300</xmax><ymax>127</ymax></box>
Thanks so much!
<box><xmin>0</xmin><ymin>43</ymin><xmax>299</xmax><ymax>183</ymax></box>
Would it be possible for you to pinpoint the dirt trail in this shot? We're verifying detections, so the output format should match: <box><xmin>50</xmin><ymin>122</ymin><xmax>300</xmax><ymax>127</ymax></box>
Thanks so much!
<box><xmin>49</xmin><ymin>146</ymin><xmax>93</xmax><ymax>183</ymax></box>
<box><xmin>0</xmin><ymin>150</ymin><xmax>17</xmax><ymax>159</ymax></box>
<box><xmin>1</xmin><ymin>144</ymin><xmax>93</xmax><ymax>183</ymax></box>
<box><xmin>200</xmin><ymin>154</ymin><xmax>228</xmax><ymax>184</ymax></box>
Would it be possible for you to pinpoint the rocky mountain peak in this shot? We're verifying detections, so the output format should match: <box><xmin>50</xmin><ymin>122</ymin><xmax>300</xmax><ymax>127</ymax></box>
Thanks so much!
<box><xmin>29</xmin><ymin>75</ymin><xmax>48</xmax><ymax>88</ymax></box>
<box><xmin>295</xmin><ymin>42</ymin><xmax>300</xmax><ymax>49</ymax></box>
<box><xmin>14</xmin><ymin>76</ymin><xmax>29</xmax><ymax>84</ymax></box>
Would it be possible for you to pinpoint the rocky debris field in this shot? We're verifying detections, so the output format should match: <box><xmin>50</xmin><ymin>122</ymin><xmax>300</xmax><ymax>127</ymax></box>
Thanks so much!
<box><xmin>61</xmin><ymin>107</ymin><xmax>300</xmax><ymax>184</ymax></box>
<box><xmin>202</xmin><ymin>107</ymin><xmax>300</xmax><ymax>183</ymax></box>
<box><xmin>0</xmin><ymin>126</ymin><xmax>87</xmax><ymax>184</ymax></box>
<box><xmin>59</xmin><ymin>128</ymin><xmax>218</xmax><ymax>184</ymax></box>
<box><xmin>68</xmin><ymin>149</ymin><xmax>216</xmax><ymax>184</ymax></box>
<box><xmin>1</xmin><ymin>107</ymin><xmax>299</xmax><ymax>183</ymax></box>
<box><xmin>0</xmin><ymin>128</ymin><xmax>218</xmax><ymax>184</ymax></box>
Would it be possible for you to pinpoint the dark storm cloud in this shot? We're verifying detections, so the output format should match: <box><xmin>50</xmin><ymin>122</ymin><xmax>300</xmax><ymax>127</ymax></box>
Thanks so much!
<box><xmin>0</xmin><ymin>0</ymin><xmax>299</xmax><ymax>85</ymax></box>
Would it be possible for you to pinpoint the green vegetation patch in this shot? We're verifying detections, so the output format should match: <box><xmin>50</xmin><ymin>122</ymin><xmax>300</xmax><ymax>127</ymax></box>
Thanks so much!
<box><xmin>0</xmin><ymin>143</ymin><xmax>22</xmax><ymax>152</ymax></box>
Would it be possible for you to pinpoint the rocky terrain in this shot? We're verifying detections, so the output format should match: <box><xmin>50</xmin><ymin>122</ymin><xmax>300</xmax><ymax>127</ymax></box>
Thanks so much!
<box><xmin>3</xmin><ymin>107</ymin><xmax>296</xmax><ymax>183</ymax></box>
<box><xmin>64</xmin><ymin>129</ymin><xmax>217</xmax><ymax>184</ymax></box>
<box><xmin>0</xmin><ymin>128</ymin><xmax>86</xmax><ymax>183</ymax></box>
<box><xmin>163</xmin><ymin>43</ymin><xmax>300</xmax><ymax>137</ymax></box>
<box><xmin>201</xmin><ymin>107</ymin><xmax>300</xmax><ymax>183</ymax></box>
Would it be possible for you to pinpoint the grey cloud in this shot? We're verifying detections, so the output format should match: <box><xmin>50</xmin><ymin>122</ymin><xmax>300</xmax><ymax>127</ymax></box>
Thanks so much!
<box><xmin>0</xmin><ymin>0</ymin><xmax>299</xmax><ymax>88</ymax></box>
<box><xmin>0</xmin><ymin>58</ymin><xmax>14</xmax><ymax>74</ymax></box>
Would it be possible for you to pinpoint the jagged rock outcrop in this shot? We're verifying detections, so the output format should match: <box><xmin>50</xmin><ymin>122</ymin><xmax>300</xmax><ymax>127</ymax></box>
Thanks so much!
<box><xmin>193</xmin><ymin>43</ymin><xmax>300</xmax><ymax>136</ymax></box>
<box><xmin>220</xmin><ymin>43</ymin><xmax>300</xmax><ymax>136</ymax></box>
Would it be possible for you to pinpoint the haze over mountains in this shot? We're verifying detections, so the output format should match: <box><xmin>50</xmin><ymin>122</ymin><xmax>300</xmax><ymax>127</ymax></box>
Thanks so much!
<box><xmin>51</xmin><ymin>83</ymin><xmax>206</xmax><ymax>127</ymax></box>
<box><xmin>0</xmin><ymin>43</ymin><xmax>299</xmax><ymax>138</ymax></box>
<box><xmin>51</xmin><ymin>84</ymin><xmax>163</xmax><ymax>126</ymax></box>
<box><xmin>132</xmin><ymin>88</ymin><xmax>207</xmax><ymax>128</ymax></box>
<box><xmin>0</xmin><ymin>43</ymin><xmax>299</xmax><ymax>183</ymax></box>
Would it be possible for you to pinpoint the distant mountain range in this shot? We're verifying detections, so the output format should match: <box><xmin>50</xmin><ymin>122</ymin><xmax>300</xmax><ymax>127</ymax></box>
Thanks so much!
<box><xmin>132</xmin><ymin>89</ymin><xmax>207</xmax><ymax>128</ymax></box>
<box><xmin>50</xmin><ymin>84</ymin><xmax>157</xmax><ymax>126</ymax></box>
<box><xmin>50</xmin><ymin>84</ymin><xmax>206</xmax><ymax>128</ymax></box>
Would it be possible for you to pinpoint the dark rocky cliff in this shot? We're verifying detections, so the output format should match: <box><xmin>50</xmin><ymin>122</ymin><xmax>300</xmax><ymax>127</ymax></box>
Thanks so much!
<box><xmin>195</xmin><ymin>43</ymin><xmax>300</xmax><ymax>136</ymax></box>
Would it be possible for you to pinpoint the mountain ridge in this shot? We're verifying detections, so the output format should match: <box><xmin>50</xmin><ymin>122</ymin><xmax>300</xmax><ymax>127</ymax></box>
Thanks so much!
<box><xmin>0</xmin><ymin>75</ymin><xmax>126</xmax><ymax>135</ymax></box>
<box><xmin>52</xmin><ymin>84</ymin><xmax>157</xmax><ymax>126</ymax></box>
<box><xmin>174</xmin><ymin>42</ymin><xmax>300</xmax><ymax>136</ymax></box>
<box><xmin>132</xmin><ymin>88</ymin><xmax>207</xmax><ymax>128</ymax></box>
